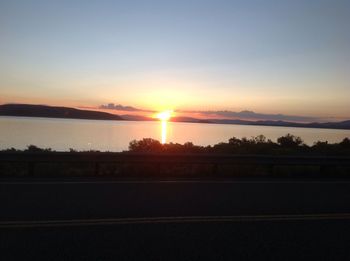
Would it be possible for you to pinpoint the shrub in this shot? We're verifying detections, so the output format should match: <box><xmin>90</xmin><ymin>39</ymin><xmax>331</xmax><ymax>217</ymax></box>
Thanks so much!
<box><xmin>277</xmin><ymin>134</ymin><xmax>303</xmax><ymax>148</ymax></box>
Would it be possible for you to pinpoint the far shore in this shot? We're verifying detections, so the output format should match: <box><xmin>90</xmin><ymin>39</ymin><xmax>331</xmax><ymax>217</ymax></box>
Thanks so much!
<box><xmin>1</xmin><ymin>104</ymin><xmax>350</xmax><ymax>130</ymax></box>
<box><xmin>2</xmin><ymin>114</ymin><xmax>350</xmax><ymax>131</ymax></box>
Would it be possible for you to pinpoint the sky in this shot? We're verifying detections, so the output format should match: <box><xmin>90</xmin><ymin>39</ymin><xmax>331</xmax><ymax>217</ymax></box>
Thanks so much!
<box><xmin>1</xmin><ymin>0</ymin><xmax>349</xmax><ymax>119</ymax></box>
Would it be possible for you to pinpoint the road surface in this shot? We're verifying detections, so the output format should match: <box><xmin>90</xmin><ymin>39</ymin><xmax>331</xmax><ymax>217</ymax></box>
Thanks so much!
<box><xmin>1</xmin><ymin>178</ymin><xmax>350</xmax><ymax>260</ymax></box>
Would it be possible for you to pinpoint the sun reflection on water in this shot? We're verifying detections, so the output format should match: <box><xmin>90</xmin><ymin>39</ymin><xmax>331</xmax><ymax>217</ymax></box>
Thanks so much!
<box><xmin>161</xmin><ymin>120</ymin><xmax>167</xmax><ymax>144</ymax></box>
<box><xmin>155</xmin><ymin>110</ymin><xmax>173</xmax><ymax>144</ymax></box>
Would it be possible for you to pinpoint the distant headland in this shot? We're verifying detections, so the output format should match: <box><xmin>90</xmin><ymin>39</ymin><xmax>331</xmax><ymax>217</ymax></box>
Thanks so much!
<box><xmin>0</xmin><ymin>104</ymin><xmax>123</xmax><ymax>121</ymax></box>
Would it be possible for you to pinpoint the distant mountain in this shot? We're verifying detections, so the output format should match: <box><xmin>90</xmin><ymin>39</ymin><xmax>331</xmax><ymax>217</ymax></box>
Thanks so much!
<box><xmin>209</xmin><ymin>118</ymin><xmax>350</xmax><ymax>130</ymax></box>
<box><xmin>178</xmin><ymin>109</ymin><xmax>320</xmax><ymax>122</ymax></box>
<box><xmin>121</xmin><ymin>115</ymin><xmax>212</xmax><ymax>123</ymax></box>
<box><xmin>121</xmin><ymin>114</ymin><xmax>155</xmax><ymax>121</ymax></box>
<box><xmin>171</xmin><ymin>116</ymin><xmax>212</xmax><ymax>123</ymax></box>
<box><xmin>0</xmin><ymin>104</ymin><xmax>123</xmax><ymax>121</ymax></box>
<box><xmin>1</xmin><ymin>104</ymin><xmax>349</xmax><ymax>130</ymax></box>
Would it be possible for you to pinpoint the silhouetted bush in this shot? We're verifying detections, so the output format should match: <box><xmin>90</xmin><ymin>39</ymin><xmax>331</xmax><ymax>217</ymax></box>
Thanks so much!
<box><xmin>25</xmin><ymin>145</ymin><xmax>52</xmax><ymax>152</ymax></box>
<box><xmin>277</xmin><ymin>134</ymin><xmax>304</xmax><ymax>147</ymax></box>
<box><xmin>0</xmin><ymin>147</ymin><xmax>20</xmax><ymax>152</ymax></box>
<box><xmin>1</xmin><ymin>135</ymin><xmax>350</xmax><ymax>178</ymax></box>
<box><xmin>127</xmin><ymin>134</ymin><xmax>350</xmax><ymax>155</ymax></box>
<box><xmin>1</xmin><ymin>135</ymin><xmax>350</xmax><ymax>155</ymax></box>
<box><xmin>129</xmin><ymin>138</ymin><xmax>163</xmax><ymax>153</ymax></box>
<box><xmin>339</xmin><ymin>137</ymin><xmax>350</xmax><ymax>148</ymax></box>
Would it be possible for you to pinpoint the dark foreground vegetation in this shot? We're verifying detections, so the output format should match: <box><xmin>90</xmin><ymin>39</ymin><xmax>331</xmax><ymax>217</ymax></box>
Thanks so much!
<box><xmin>3</xmin><ymin>134</ymin><xmax>349</xmax><ymax>155</ymax></box>
<box><xmin>1</xmin><ymin>134</ymin><xmax>349</xmax><ymax>178</ymax></box>
<box><xmin>128</xmin><ymin>134</ymin><xmax>350</xmax><ymax>155</ymax></box>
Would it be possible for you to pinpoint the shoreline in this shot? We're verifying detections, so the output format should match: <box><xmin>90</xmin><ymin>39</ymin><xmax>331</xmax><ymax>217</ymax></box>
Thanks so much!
<box><xmin>2</xmin><ymin>114</ymin><xmax>350</xmax><ymax>131</ymax></box>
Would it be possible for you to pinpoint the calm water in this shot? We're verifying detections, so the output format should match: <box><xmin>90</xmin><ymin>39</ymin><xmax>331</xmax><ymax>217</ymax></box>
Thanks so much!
<box><xmin>1</xmin><ymin>116</ymin><xmax>350</xmax><ymax>151</ymax></box>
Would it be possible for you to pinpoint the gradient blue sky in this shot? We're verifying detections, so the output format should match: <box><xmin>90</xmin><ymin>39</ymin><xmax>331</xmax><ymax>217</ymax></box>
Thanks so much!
<box><xmin>1</xmin><ymin>0</ymin><xmax>349</xmax><ymax>118</ymax></box>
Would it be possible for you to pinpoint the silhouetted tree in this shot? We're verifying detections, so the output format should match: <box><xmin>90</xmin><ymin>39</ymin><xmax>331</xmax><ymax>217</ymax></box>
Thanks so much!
<box><xmin>228</xmin><ymin>137</ymin><xmax>242</xmax><ymax>146</ymax></box>
<box><xmin>25</xmin><ymin>145</ymin><xmax>52</xmax><ymax>152</ymax></box>
<box><xmin>277</xmin><ymin>134</ymin><xmax>303</xmax><ymax>148</ymax></box>
<box><xmin>339</xmin><ymin>138</ymin><xmax>350</xmax><ymax>148</ymax></box>
<box><xmin>129</xmin><ymin>138</ymin><xmax>163</xmax><ymax>153</ymax></box>
<box><xmin>2</xmin><ymin>134</ymin><xmax>350</xmax><ymax>155</ymax></box>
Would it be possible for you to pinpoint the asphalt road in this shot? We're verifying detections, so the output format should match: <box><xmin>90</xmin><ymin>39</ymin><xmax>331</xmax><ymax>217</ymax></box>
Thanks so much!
<box><xmin>1</xmin><ymin>179</ymin><xmax>350</xmax><ymax>222</ymax></box>
<box><xmin>1</xmin><ymin>179</ymin><xmax>350</xmax><ymax>260</ymax></box>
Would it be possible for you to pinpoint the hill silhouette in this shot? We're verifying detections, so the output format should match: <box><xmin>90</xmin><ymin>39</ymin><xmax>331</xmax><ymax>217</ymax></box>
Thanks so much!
<box><xmin>0</xmin><ymin>104</ymin><xmax>123</xmax><ymax>121</ymax></box>
<box><xmin>210</xmin><ymin>118</ymin><xmax>350</xmax><ymax>130</ymax></box>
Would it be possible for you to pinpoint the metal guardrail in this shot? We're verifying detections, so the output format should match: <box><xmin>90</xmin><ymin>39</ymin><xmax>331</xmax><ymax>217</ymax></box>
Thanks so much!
<box><xmin>0</xmin><ymin>152</ymin><xmax>350</xmax><ymax>176</ymax></box>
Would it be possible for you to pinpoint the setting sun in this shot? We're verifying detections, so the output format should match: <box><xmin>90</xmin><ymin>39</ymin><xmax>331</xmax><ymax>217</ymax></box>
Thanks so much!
<box><xmin>156</xmin><ymin>110</ymin><xmax>173</xmax><ymax>121</ymax></box>
<box><xmin>154</xmin><ymin>110</ymin><xmax>173</xmax><ymax>144</ymax></box>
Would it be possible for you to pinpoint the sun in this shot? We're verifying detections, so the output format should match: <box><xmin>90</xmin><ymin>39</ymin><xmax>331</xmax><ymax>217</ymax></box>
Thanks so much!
<box><xmin>154</xmin><ymin>110</ymin><xmax>173</xmax><ymax>144</ymax></box>
<box><xmin>156</xmin><ymin>110</ymin><xmax>173</xmax><ymax>121</ymax></box>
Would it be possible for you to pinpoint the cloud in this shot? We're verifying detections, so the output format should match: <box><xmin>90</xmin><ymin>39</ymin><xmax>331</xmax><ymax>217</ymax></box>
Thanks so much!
<box><xmin>100</xmin><ymin>103</ymin><xmax>322</xmax><ymax>123</ymax></box>
<box><xmin>99</xmin><ymin>103</ymin><xmax>154</xmax><ymax>112</ymax></box>
<box><xmin>178</xmin><ymin>110</ymin><xmax>320</xmax><ymax>123</ymax></box>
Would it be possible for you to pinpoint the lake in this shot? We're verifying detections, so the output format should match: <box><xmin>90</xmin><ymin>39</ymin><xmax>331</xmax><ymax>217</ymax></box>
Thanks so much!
<box><xmin>1</xmin><ymin>116</ymin><xmax>350</xmax><ymax>151</ymax></box>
